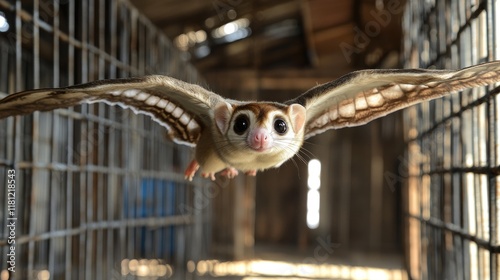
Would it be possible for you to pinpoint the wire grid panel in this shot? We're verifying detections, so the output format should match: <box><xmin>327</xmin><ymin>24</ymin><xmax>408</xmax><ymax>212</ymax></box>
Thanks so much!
<box><xmin>402</xmin><ymin>0</ymin><xmax>499</xmax><ymax>279</ymax></box>
<box><xmin>0</xmin><ymin>0</ymin><xmax>209</xmax><ymax>279</ymax></box>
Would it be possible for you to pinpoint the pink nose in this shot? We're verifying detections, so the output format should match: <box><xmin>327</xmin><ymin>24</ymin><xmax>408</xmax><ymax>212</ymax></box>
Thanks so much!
<box><xmin>249</xmin><ymin>128</ymin><xmax>273</xmax><ymax>150</ymax></box>
<box><xmin>254</xmin><ymin>130</ymin><xmax>268</xmax><ymax>143</ymax></box>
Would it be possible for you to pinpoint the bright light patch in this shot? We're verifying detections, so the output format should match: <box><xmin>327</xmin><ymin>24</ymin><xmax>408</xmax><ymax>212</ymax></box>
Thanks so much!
<box><xmin>175</xmin><ymin>30</ymin><xmax>208</xmax><ymax>51</ymax></box>
<box><xmin>308</xmin><ymin>159</ymin><xmax>321</xmax><ymax>177</ymax></box>
<box><xmin>120</xmin><ymin>259</ymin><xmax>173</xmax><ymax>277</ymax></box>
<box><xmin>306</xmin><ymin>210</ymin><xmax>320</xmax><ymax>229</ymax></box>
<box><xmin>223</xmin><ymin>22</ymin><xmax>238</xmax><ymax>35</ymax></box>
<box><xmin>307</xmin><ymin>159</ymin><xmax>321</xmax><ymax>229</ymax></box>
<box><xmin>307</xmin><ymin>176</ymin><xmax>320</xmax><ymax>190</ymax></box>
<box><xmin>195</xmin><ymin>259</ymin><xmax>406</xmax><ymax>280</ymax></box>
<box><xmin>307</xmin><ymin>190</ymin><xmax>320</xmax><ymax>212</ymax></box>
<box><xmin>0</xmin><ymin>13</ymin><xmax>9</xmax><ymax>32</ymax></box>
<box><xmin>220</xmin><ymin>28</ymin><xmax>251</xmax><ymax>43</ymax></box>
<box><xmin>212</xmin><ymin>18</ymin><xmax>250</xmax><ymax>39</ymax></box>
<box><xmin>37</xmin><ymin>270</ymin><xmax>50</xmax><ymax>280</ymax></box>
<box><xmin>195</xmin><ymin>30</ymin><xmax>207</xmax><ymax>42</ymax></box>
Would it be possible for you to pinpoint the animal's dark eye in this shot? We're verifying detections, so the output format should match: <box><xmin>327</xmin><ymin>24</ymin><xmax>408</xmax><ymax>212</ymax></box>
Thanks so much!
<box><xmin>233</xmin><ymin>115</ymin><xmax>250</xmax><ymax>135</ymax></box>
<box><xmin>274</xmin><ymin>118</ymin><xmax>287</xmax><ymax>134</ymax></box>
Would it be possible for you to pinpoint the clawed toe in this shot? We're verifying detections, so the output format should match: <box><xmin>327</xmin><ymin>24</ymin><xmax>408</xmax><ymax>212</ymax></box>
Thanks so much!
<box><xmin>186</xmin><ymin>163</ymin><xmax>253</xmax><ymax>181</ymax></box>
<box><xmin>184</xmin><ymin>160</ymin><xmax>200</xmax><ymax>181</ymax></box>
<box><xmin>220</xmin><ymin>167</ymin><xmax>239</xmax><ymax>179</ymax></box>
<box><xmin>202</xmin><ymin>172</ymin><xmax>216</xmax><ymax>181</ymax></box>
<box><xmin>245</xmin><ymin>170</ymin><xmax>257</xmax><ymax>176</ymax></box>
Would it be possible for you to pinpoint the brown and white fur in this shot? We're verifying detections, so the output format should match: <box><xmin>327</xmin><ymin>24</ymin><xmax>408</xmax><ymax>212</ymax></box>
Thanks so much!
<box><xmin>189</xmin><ymin>102</ymin><xmax>306</xmax><ymax>180</ymax></box>
<box><xmin>1</xmin><ymin>61</ymin><xmax>500</xmax><ymax>180</ymax></box>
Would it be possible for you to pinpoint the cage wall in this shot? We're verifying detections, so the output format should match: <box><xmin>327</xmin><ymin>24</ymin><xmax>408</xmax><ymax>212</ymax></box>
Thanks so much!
<box><xmin>402</xmin><ymin>0</ymin><xmax>500</xmax><ymax>279</ymax></box>
<box><xmin>0</xmin><ymin>0</ymin><xmax>211</xmax><ymax>279</ymax></box>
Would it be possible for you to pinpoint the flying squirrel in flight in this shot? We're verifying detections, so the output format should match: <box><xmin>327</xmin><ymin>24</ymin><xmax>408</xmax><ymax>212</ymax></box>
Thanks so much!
<box><xmin>0</xmin><ymin>61</ymin><xmax>500</xmax><ymax>180</ymax></box>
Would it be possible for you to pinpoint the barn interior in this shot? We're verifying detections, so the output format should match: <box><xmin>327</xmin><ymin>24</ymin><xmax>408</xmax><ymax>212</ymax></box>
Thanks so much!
<box><xmin>129</xmin><ymin>0</ymin><xmax>406</xmax><ymax>257</ymax></box>
<box><xmin>0</xmin><ymin>0</ymin><xmax>498</xmax><ymax>279</ymax></box>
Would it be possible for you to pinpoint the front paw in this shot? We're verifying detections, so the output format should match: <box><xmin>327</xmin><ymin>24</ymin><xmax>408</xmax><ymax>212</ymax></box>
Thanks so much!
<box><xmin>201</xmin><ymin>172</ymin><xmax>216</xmax><ymax>181</ymax></box>
<box><xmin>202</xmin><ymin>167</ymin><xmax>238</xmax><ymax>181</ymax></box>
<box><xmin>220</xmin><ymin>167</ymin><xmax>239</xmax><ymax>179</ymax></box>
<box><xmin>184</xmin><ymin>160</ymin><xmax>200</xmax><ymax>181</ymax></box>
<box><xmin>245</xmin><ymin>170</ymin><xmax>257</xmax><ymax>176</ymax></box>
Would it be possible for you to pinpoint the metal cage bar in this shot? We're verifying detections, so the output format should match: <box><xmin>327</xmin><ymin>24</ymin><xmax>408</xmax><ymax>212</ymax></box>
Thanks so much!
<box><xmin>0</xmin><ymin>0</ymin><xmax>209</xmax><ymax>279</ymax></box>
<box><xmin>403</xmin><ymin>0</ymin><xmax>500</xmax><ymax>279</ymax></box>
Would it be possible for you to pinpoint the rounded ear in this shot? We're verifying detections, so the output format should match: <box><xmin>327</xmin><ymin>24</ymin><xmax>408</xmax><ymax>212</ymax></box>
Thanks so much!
<box><xmin>214</xmin><ymin>102</ymin><xmax>233</xmax><ymax>134</ymax></box>
<box><xmin>287</xmin><ymin>104</ymin><xmax>306</xmax><ymax>133</ymax></box>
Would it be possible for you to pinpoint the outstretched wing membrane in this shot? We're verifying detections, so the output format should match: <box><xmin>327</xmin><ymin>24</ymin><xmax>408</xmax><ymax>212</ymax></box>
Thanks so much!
<box><xmin>286</xmin><ymin>61</ymin><xmax>500</xmax><ymax>139</ymax></box>
<box><xmin>0</xmin><ymin>76</ymin><xmax>225</xmax><ymax>146</ymax></box>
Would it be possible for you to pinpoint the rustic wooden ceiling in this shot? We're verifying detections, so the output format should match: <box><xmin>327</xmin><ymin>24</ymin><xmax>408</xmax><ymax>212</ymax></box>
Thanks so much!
<box><xmin>130</xmin><ymin>0</ymin><xmax>404</xmax><ymax>96</ymax></box>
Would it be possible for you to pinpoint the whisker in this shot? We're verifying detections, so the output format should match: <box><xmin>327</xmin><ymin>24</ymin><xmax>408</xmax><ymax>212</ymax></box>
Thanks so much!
<box><xmin>298</xmin><ymin>148</ymin><xmax>315</xmax><ymax>161</ymax></box>
<box><xmin>289</xmin><ymin>157</ymin><xmax>301</xmax><ymax>178</ymax></box>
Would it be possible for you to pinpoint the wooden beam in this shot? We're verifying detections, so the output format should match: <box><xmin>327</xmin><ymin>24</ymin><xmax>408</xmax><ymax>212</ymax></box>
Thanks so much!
<box><xmin>204</xmin><ymin>68</ymin><xmax>352</xmax><ymax>93</ymax></box>
<box><xmin>301</xmin><ymin>0</ymin><xmax>354</xmax><ymax>67</ymax></box>
<box><xmin>133</xmin><ymin>0</ymin><xmax>212</xmax><ymax>23</ymax></box>
<box><xmin>300</xmin><ymin>0</ymin><xmax>318</xmax><ymax>65</ymax></box>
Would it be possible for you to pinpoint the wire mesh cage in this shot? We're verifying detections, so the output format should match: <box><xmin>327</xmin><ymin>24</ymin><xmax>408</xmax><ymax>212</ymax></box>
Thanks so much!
<box><xmin>403</xmin><ymin>0</ymin><xmax>500</xmax><ymax>279</ymax></box>
<box><xmin>0</xmin><ymin>0</ymin><xmax>211</xmax><ymax>279</ymax></box>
